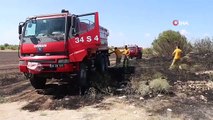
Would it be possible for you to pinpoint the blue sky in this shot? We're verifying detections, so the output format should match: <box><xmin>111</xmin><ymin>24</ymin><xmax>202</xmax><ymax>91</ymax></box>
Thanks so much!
<box><xmin>1</xmin><ymin>0</ymin><xmax>213</xmax><ymax>47</ymax></box>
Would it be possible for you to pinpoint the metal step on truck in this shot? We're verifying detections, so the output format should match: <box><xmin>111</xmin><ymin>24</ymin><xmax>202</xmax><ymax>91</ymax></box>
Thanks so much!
<box><xmin>18</xmin><ymin>10</ymin><xmax>110</xmax><ymax>94</ymax></box>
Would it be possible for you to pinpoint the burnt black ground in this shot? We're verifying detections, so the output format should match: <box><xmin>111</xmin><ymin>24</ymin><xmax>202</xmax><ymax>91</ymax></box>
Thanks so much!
<box><xmin>1</xmin><ymin>51</ymin><xmax>213</xmax><ymax>120</ymax></box>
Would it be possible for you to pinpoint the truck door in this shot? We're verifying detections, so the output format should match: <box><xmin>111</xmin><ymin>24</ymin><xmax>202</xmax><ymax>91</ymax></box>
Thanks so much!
<box><xmin>68</xmin><ymin>12</ymin><xmax>100</xmax><ymax>62</ymax></box>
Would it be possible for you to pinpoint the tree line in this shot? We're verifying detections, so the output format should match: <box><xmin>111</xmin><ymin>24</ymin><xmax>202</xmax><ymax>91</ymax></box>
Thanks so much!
<box><xmin>0</xmin><ymin>43</ymin><xmax>18</xmax><ymax>50</ymax></box>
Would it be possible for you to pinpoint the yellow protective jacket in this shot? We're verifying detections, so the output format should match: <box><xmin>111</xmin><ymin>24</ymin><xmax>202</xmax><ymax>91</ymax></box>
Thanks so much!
<box><xmin>172</xmin><ymin>48</ymin><xmax>182</xmax><ymax>60</ymax></box>
<box><xmin>123</xmin><ymin>48</ymin><xmax>130</xmax><ymax>56</ymax></box>
<box><xmin>114</xmin><ymin>49</ymin><xmax>122</xmax><ymax>58</ymax></box>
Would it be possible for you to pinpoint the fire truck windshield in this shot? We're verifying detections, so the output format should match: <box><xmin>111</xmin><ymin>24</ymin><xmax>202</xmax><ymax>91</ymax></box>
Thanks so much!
<box><xmin>22</xmin><ymin>17</ymin><xmax>65</xmax><ymax>44</ymax></box>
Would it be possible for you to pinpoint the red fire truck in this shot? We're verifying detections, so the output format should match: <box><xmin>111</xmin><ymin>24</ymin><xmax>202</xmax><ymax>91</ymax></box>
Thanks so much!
<box><xmin>18</xmin><ymin>10</ymin><xmax>109</xmax><ymax>93</ymax></box>
<box><xmin>129</xmin><ymin>45</ymin><xmax>142</xmax><ymax>59</ymax></box>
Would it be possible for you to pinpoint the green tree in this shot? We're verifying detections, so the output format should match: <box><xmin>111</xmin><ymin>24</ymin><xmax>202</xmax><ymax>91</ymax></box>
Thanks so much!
<box><xmin>152</xmin><ymin>30</ymin><xmax>192</xmax><ymax>58</ymax></box>
<box><xmin>4</xmin><ymin>43</ymin><xmax>9</xmax><ymax>47</ymax></box>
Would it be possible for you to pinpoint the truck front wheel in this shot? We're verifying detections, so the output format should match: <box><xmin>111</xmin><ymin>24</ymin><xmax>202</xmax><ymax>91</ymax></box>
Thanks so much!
<box><xmin>29</xmin><ymin>75</ymin><xmax>46</xmax><ymax>89</ymax></box>
<box><xmin>78</xmin><ymin>62</ymin><xmax>88</xmax><ymax>95</ymax></box>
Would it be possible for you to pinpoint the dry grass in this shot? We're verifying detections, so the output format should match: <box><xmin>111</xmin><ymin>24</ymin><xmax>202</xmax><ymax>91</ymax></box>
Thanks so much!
<box><xmin>152</xmin><ymin>72</ymin><xmax>166</xmax><ymax>79</ymax></box>
<box><xmin>190</xmin><ymin>64</ymin><xmax>202</xmax><ymax>72</ymax></box>
<box><xmin>179</xmin><ymin>64</ymin><xmax>190</xmax><ymax>71</ymax></box>
<box><xmin>89</xmin><ymin>72</ymin><xmax>114</xmax><ymax>95</ymax></box>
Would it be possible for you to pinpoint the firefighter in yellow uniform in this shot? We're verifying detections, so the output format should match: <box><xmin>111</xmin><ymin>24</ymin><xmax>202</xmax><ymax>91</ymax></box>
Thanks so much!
<box><xmin>110</xmin><ymin>47</ymin><xmax>122</xmax><ymax>66</ymax></box>
<box><xmin>123</xmin><ymin>45</ymin><xmax>130</xmax><ymax>67</ymax></box>
<box><xmin>170</xmin><ymin>46</ymin><xmax>182</xmax><ymax>69</ymax></box>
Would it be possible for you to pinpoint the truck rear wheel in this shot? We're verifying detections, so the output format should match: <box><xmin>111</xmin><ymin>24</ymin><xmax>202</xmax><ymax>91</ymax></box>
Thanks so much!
<box><xmin>96</xmin><ymin>55</ymin><xmax>108</xmax><ymax>73</ymax></box>
<box><xmin>137</xmin><ymin>52</ymin><xmax>142</xmax><ymax>59</ymax></box>
<box><xmin>104</xmin><ymin>55</ymin><xmax>109</xmax><ymax>71</ymax></box>
<box><xmin>29</xmin><ymin>75</ymin><xmax>46</xmax><ymax>89</ymax></box>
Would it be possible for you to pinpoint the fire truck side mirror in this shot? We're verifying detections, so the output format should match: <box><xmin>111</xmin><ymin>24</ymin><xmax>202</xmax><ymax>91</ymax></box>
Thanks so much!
<box><xmin>18</xmin><ymin>22</ymin><xmax>24</xmax><ymax>35</ymax></box>
<box><xmin>18</xmin><ymin>25</ymin><xmax>22</xmax><ymax>35</ymax></box>
<box><xmin>71</xmin><ymin>17</ymin><xmax>79</xmax><ymax>37</ymax></box>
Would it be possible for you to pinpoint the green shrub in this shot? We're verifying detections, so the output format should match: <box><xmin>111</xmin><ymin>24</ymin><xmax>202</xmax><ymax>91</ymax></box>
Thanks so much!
<box><xmin>0</xmin><ymin>44</ymin><xmax>18</xmax><ymax>50</ymax></box>
<box><xmin>0</xmin><ymin>46</ymin><xmax>5</xmax><ymax>50</ymax></box>
<box><xmin>136</xmin><ymin>81</ymin><xmax>150</xmax><ymax>96</ymax></box>
<box><xmin>130</xmin><ymin>79</ymin><xmax>151</xmax><ymax>96</ymax></box>
<box><xmin>152</xmin><ymin>30</ymin><xmax>192</xmax><ymax>57</ymax></box>
<box><xmin>10</xmin><ymin>46</ymin><xmax>18</xmax><ymax>50</ymax></box>
<box><xmin>149</xmin><ymin>78</ymin><xmax>170</xmax><ymax>93</ymax></box>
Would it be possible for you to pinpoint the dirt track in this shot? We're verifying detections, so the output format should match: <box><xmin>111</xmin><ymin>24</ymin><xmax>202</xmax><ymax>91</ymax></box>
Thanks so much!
<box><xmin>0</xmin><ymin>51</ymin><xmax>213</xmax><ymax>120</ymax></box>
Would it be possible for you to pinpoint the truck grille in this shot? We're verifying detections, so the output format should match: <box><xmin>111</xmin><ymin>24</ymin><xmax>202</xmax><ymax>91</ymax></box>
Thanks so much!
<box><xmin>28</xmin><ymin>59</ymin><xmax>56</xmax><ymax>64</ymax></box>
<box><xmin>21</xmin><ymin>52</ymin><xmax>68</xmax><ymax>57</ymax></box>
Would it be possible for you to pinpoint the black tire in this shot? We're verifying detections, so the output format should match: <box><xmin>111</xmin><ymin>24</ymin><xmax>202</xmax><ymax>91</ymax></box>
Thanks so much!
<box><xmin>137</xmin><ymin>52</ymin><xmax>142</xmax><ymax>59</ymax></box>
<box><xmin>78</xmin><ymin>62</ymin><xmax>88</xmax><ymax>95</ymax></box>
<box><xmin>29</xmin><ymin>75</ymin><xmax>46</xmax><ymax>89</ymax></box>
<box><xmin>104</xmin><ymin>55</ymin><xmax>109</xmax><ymax>71</ymax></box>
<box><xmin>96</xmin><ymin>55</ymin><xmax>107</xmax><ymax>73</ymax></box>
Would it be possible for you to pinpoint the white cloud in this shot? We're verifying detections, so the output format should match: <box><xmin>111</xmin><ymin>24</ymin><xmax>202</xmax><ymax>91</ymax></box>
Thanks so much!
<box><xmin>179</xmin><ymin>29</ymin><xmax>189</xmax><ymax>37</ymax></box>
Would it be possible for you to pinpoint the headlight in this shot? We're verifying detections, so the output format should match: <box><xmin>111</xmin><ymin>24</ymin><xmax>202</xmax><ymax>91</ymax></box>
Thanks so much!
<box><xmin>58</xmin><ymin>59</ymin><xmax>69</xmax><ymax>64</ymax></box>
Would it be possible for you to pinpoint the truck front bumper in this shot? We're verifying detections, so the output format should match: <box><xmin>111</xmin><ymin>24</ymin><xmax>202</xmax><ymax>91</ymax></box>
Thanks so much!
<box><xmin>19</xmin><ymin>56</ymin><xmax>77</xmax><ymax>74</ymax></box>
